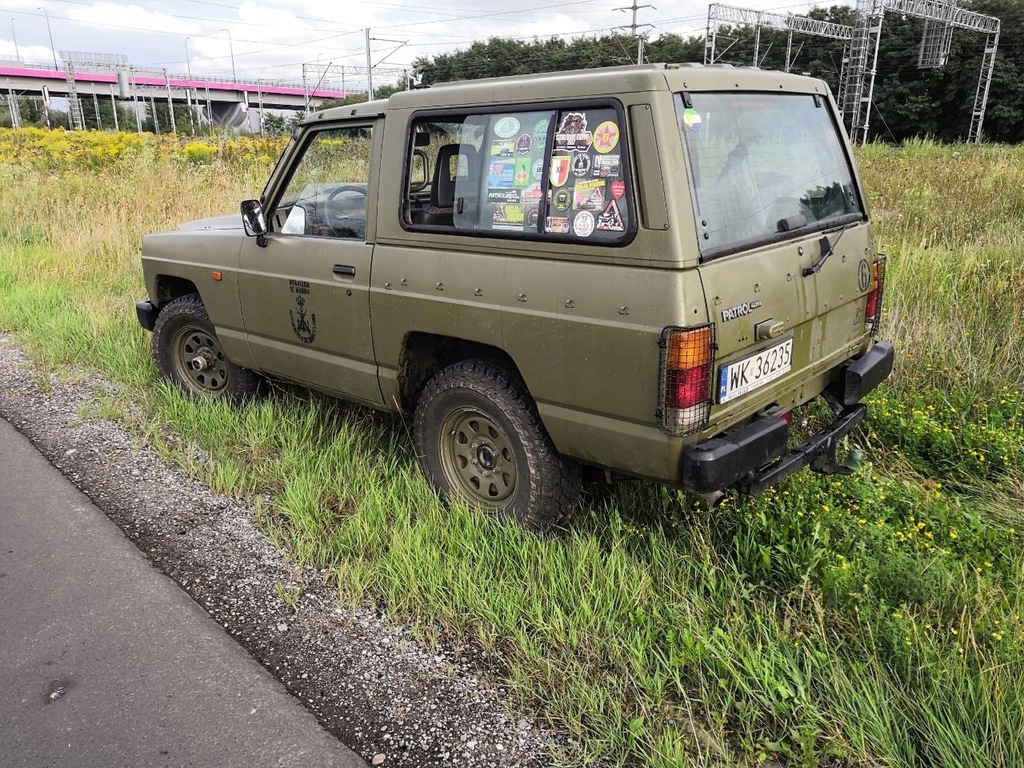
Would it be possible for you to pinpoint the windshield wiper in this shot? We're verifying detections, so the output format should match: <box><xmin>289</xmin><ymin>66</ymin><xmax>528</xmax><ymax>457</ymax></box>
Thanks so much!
<box><xmin>803</xmin><ymin>221</ymin><xmax>856</xmax><ymax>277</ymax></box>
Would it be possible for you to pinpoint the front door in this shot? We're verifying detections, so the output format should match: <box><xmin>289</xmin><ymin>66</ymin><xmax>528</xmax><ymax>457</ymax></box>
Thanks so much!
<box><xmin>238</xmin><ymin>123</ymin><xmax>383</xmax><ymax>406</ymax></box>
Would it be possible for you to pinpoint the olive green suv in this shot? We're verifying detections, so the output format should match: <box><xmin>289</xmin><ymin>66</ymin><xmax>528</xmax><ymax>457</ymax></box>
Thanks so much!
<box><xmin>136</xmin><ymin>63</ymin><xmax>893</xmax><ymax>531</ymax></box>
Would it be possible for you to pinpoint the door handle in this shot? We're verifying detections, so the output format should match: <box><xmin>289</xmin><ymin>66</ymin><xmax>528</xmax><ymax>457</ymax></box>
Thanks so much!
<box><xmin>333</xmin><ymin>264</ymin><xmax>356</xmax><ymax>278</ymax></box>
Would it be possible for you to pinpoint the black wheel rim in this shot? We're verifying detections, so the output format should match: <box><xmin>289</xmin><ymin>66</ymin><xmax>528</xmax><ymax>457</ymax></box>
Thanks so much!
<box><xmin>170</xmin><ymin>325</ymin><xmax>230</xmax><ymax>395</ymax></box>
<box><xmin>439</xmin><ymin>407</ymin><xmax>517</xmax><ymax>508</ymax></box>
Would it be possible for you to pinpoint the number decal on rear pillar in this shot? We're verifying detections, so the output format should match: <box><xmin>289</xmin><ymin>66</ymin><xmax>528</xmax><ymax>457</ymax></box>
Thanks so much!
<box><xmin>858</xmin><ymin>259</ymin><xmax>871</xmax><ymax>293</ymax></box>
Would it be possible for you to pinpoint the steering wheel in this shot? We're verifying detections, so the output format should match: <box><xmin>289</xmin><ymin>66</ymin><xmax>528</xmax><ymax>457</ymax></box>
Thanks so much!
<box><xmin>324</xmin><ymin>185</ymin><xmax>367</xmax><ymax>238</ymax></box>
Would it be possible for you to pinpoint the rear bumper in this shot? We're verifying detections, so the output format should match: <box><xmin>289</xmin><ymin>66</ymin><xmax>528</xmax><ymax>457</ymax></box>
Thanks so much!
<box><xmin>680</xmin><ymin>341</ymin><xmax>894</xmax><ymax>495</ymax></box>
<box><xmin>136</xmin><ymin>300</ymin><xmax>159</xmax><ymax>332</ymax></box>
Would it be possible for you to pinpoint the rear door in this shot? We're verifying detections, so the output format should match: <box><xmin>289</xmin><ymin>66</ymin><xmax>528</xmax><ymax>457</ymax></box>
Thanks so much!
<box><xmin>677</xmin><ymin>91</ymin><xmax>872</xmax><ymax>417</ymax></box>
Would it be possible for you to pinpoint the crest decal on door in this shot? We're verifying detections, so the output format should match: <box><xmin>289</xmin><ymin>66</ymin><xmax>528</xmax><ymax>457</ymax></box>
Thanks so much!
<box><xmin>289</xmin><ymin>294</ymin><xmax>317</xmax><ymax>344</ymax></box>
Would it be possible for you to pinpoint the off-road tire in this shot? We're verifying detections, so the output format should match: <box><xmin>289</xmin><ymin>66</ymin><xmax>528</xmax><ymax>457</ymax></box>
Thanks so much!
<box><xmin>413</xmin><ymin>359</ymin><xmax>580</xmax><ymax>533</ymax></box>
<box><xmin>152</xmin><ymin>294</ymin><xmax>261</xmax><ymax>402</ymax></box>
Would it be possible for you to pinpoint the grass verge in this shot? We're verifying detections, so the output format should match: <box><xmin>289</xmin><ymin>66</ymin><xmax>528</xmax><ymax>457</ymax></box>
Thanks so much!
<box><xmin>1</xmin><ymin>130</ymin><xmax>1022</xmax><ymax>767</ymax></box>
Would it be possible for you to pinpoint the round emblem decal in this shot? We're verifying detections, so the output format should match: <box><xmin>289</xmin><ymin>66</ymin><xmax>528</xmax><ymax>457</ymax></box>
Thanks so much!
<box><xmin>494</xmin><ymin>116</ymin><xmax>521</xmax><ymax>138</ymax></box>
<box><xmin>573</xmin><ymin>210</ymin><xmax>596</xmax><ymax>237</ymax></box>
<box><xmin>592</xmin><ymin>121</ymin><xmax>620</xmax><ymax>154</ymax></box>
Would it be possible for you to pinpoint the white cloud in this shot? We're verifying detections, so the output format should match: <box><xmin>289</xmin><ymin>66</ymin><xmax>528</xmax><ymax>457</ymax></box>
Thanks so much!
<box><xmin>65</xmin><ymin>2</ymin><xmax>193</xmax><ymax>36</ymax></box>
<box><xmin>6</xmin><ymin>0</ymin><xmax>841</xmax><ymax>85</ymax></box>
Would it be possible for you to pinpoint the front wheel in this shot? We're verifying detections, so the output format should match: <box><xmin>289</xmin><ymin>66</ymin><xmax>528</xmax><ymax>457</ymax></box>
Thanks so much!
<box><xmin>151</xmin><ymin>294</ymin><xmax>260</xmax><ymax>402</ymax></box>
<box><xmin>413</xmin><ymin>359</ymin><xmax>580</xmax><ymax>533</ymax></box>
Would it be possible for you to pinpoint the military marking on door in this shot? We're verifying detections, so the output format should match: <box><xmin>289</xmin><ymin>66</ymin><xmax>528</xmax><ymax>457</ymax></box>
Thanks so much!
<box><xmin>289</xmin><ymin>295</ymin><xmax>317</xmax><ymax>344</ymax></box>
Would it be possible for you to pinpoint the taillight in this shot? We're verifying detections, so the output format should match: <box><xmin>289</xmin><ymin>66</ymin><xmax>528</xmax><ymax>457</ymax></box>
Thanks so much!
<box><xmin>658</xmin><ymin>324</ymin><xmax>715</xmax><ymax>436</ymax></box>
<box><xmin>865</xmin><ymin>255</ymin><xmax>886</xmax><ymax>336</ymax></box>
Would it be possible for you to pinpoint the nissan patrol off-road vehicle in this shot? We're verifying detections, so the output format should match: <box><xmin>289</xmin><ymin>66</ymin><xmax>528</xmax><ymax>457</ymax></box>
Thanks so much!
<box><xmin>136</xmin><ymin>63</ymin><xmax>893</xmax><ymax>531</ymax></box>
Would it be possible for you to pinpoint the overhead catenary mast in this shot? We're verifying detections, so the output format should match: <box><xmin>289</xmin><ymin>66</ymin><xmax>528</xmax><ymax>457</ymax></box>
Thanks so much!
<box><xmin>703</xmin><ymin>1</ymin><xmax>1000</xmax><ymax>144</ymax></box>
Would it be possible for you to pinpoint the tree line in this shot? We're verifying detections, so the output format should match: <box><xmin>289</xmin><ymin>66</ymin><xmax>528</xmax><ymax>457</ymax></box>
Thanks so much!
<box><xmin>411</xmin><ymin>0</ymin><xmax>1023</xmax><ymax>144</ymax></box>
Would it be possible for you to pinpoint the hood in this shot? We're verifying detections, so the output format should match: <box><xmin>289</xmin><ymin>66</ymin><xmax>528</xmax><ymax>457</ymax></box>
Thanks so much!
<box><xmin>177</xmin><ymin>213</ymin><xmax>243</xmax><ymax>232</ymax></box>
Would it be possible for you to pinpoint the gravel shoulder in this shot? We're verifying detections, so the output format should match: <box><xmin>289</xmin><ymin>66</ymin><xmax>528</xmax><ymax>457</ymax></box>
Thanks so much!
<box><xmin>0</xmin><ymin>334</ymin><xmax>555</xmax><ymax>768</ymax></box>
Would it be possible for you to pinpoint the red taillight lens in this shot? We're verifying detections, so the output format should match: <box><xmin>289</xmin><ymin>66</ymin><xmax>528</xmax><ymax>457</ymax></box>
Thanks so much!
<box><xmin>659</xmin><ymin>325</ymin><xmax>715</xmax><ymax>436</ymax></box>
<box><xmin>865</xmin><ymin>256</ymin><xmax>886</xmax><ymax>336</ymax></box>
<box><xmin>669</xmin><ymin>366</ymin><xmax>710</xmax><ymax>409</ymax></box>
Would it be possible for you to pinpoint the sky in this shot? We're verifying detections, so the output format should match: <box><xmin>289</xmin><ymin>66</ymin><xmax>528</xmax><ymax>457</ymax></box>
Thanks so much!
<box><xmin>0</xmin><ymin>0</ymin><xmax>836</xmax><ymax>92</ymax></box>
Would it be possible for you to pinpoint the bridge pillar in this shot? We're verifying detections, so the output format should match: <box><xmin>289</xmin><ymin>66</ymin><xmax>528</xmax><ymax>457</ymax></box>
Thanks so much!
<box><xmin>209</xmin><ymin>100</ymin><xmax>249</xmax><ymax>129</ymax></box>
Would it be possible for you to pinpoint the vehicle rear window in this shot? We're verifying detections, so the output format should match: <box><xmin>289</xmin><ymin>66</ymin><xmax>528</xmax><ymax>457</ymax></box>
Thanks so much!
<box><xmin>404</xmin><ymin>105</ymin><xmax>635</xmax><ymax>244</ymax></box>
<box><xmin>676</xmin><ymin>92</ymin><xmax>863</xmax><ymax>259</ymax></box>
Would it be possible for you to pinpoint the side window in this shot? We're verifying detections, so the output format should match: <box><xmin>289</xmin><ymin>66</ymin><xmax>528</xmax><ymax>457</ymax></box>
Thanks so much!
<box><xmin>274</xmin><ymin>126</ymin><xmax>372</xmax><ymax>240</ymax></box>
<box><xmin>405</xmin><ymin>118</ymin><xmax>487</xmax><ymax>229</ymax></box>
<box><xmin>404</xmin><ymin>105</ymin><xmax>634</xmax><ymax>244</ymax></box>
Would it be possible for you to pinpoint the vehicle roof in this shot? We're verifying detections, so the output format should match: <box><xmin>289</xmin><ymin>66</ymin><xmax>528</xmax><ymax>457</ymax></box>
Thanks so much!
<box><xmin>308</xmin><ymin>63</ymin><xmax>828</xmax><ymax>123</ymax></box>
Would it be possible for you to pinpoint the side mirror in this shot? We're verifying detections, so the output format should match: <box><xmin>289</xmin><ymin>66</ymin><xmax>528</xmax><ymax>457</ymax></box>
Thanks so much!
<box><xmin>240</xmin><ymin>199</ymin><xmax>268</xmax><ymax>241</ymax></box>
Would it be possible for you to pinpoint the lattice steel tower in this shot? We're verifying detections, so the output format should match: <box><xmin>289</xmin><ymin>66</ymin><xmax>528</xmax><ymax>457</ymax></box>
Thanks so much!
<box><xmin>843</xmin><ymin>0</ymin><xmax>1000</xmax><ymax>144</ymax></box>
<box><xmin>705</xmin><ymin>1</ymin><xmax>1000</xmax><ymax>143</ymax></box>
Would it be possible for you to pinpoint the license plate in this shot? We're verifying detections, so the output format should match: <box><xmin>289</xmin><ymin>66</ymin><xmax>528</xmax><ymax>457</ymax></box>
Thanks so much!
<box><xmin>718</xmin><ymin>338</ymin><xmax>793</xmax><ymax>403</ymax></box>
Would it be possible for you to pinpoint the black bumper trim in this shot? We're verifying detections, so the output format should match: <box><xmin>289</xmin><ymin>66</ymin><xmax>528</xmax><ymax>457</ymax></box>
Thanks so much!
<box><xmin>136</xmin><ymin>300</ymin><xmax>159</xmax><ymax>332</ymax></box>
<box><xmin>830</xmin><ymin>341</ymin><xmax>894</xmax><ymax>406</ymax></box>
<box><xmin>681</xmin><ymin>341</ymin><xmax>893</xmax><ymax>495</ymax></box>
<box><xmin>737</xmin><ymin>403</ymin><xmax>866</xmax><ymax>495</ymax></box>
<box><xmin>681</xmin><ymin>415</ymin><xmax>789</xmax><ymax>495</ymax></box>
<box><xmin>681</xmin><ymin>403</ymin><xmax>868</xmax><ymax>495</ymax></box>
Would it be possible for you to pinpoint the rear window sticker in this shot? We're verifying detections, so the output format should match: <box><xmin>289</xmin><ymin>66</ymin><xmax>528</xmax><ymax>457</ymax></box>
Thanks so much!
<box><xmin>533</xmin><ymin>117</ymin><xmax>550</xmax><ymax>144</ymax></box>
<box><xmin>526</xmin><ymin>207</ymin><xmax>540</xmax><ymax>229</ymax></box>
<box><xmin>553</xmin><ymin>188</ymin><xmax>572</xmax><ymax>212</ymax></box>
<box><xmin>516</xmin><ymin>134</ymin><xmax>533</xmax><ymax>155</ymax></box>
<box><xmin>554</xmin><ymin>112</ymin><xmax>593</xmax><ymax>151</ymax></box>
<box><xmin>682</xmin><ymin>108</ymin><xmax>702</xmax><ymax>131</ymax></box>
<box><xmin>545</xmin><ymin>216</ymin><xmax>570</xmax><ymax>234</ymax></box>
<box><xmin>513</xmin><ymin>157</ymin><xmax>532</xmax><ymax>187</ymax></box>
<box><xmin>571</xmin><ymin>151</ymin><xmax>592</xmax><ymax>177</ymax></box>
<box><xmin>592</xmin><ymin>121</ymin><xmax>620</xmax><ymax>154</ymax></box>
<box><xmin>492</xmin><ymin>203</ymin><xmax>526</xmax><ymax>230</ymax></box>
<box><xmin>521</xmin><ymin>184</ymin><xmax>543</xmax><ymax>203</ymax></box>
<box><xmin>592</xmin><ymin>154</ymin><xmax>620</xmax><ymax>177</ymax></box>
<box><xmin>487</xmin><ymin>189</ymin><xmax>521</xmax><ymax>204</ymax></box>
<box><xmin>490</xmin><ymin>139</ymin><xmax>515</xmax><ymax>158</ymax></box>
<box><xmin>532</xmin><ymin>158</ymin><xmax>544</xmax><ymax>182</ymax></box>
<box><xmin>488</xmin><ymin>160</ymin><xmax>516</xmax><ymax>188</ymax></box>
<box><xmin>494</xmin><ymin>116</ymin><xmax>521</xmax><ymax>138</ymax></box>
<box><xmin>610</xmin><ymin>180</ymin><xmax>626</xmax><ymax>200</ymax></box>
<box><xmin>596</xmin><ymin>199</ymin><xmax>625</xmax><ymax>232</ymax></box>
<box><xmin>549</xmin><ymin>154</ymin><xmax>571</xmax><ymax>187</ymax></box>
<box><xmin>573</xmin><ymin>210</ymin><xmax>596</xmax><ymax>237</ymax></box>
<box><xmin>573</xmin><ymin>179</ymin><xmax>606</xmax><ymax>210</ymax></box>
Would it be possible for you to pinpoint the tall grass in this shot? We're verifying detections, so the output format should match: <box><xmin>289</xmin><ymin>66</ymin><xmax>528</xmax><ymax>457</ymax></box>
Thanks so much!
<box><xmin>1</xmin><ymin>129</ymin><xmax>1022</xmax><ymax>767</ymax></box>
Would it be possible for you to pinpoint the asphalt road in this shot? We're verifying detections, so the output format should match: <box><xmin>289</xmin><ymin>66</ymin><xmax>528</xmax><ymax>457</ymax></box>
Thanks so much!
<box><xmin>0</xmin><ymin>417</ymin><xmax>367</xmax><ymax>768</ymax></box>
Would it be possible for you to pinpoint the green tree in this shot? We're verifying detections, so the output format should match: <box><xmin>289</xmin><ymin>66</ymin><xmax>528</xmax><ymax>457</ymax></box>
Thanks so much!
<box><xmin>77</xmin><ymin>95</ymin><xmax>142</xmax><ymax>132</ymax></box>
<box><xmin>409</xmin><ymin>3</ymin><xmax>1024</xmax><ymax>144</ymax></box>
<box><xmin>1</xmin><ymin>96</ymin><xmax>68</xmax><ymax>129</ymax></box>
<box><xmin>261</xmin><ymin>111</ymin><xmax>288</xmax><ymax>136</ymax></box>
<box><xmin>964</xmin><ymin>0</ymin><xmax>1024</xmax><ymax>142</ymax></box>
<box><xmin>142</xmin><ymin>100</ymin><xmax>196</xmax><ymax>135</ymax></box>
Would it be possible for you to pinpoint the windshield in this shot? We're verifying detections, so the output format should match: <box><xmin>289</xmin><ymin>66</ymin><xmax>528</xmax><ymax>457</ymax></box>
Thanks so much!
<box><xmin>676</xmin><ymin>92</ymin><xmax>863</xmax><ymax>258</ymax></box>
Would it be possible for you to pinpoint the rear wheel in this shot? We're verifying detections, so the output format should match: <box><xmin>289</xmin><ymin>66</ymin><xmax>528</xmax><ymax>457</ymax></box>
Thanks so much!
<box><xmin>152</xmin><ymin>294</ymin><xmax>260</xmax><ymax>402</ymax></box>
<box><xmin>413</xmin><ymin>359</ymin><xmax>580</xmax><ymax>533</ymax></box>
